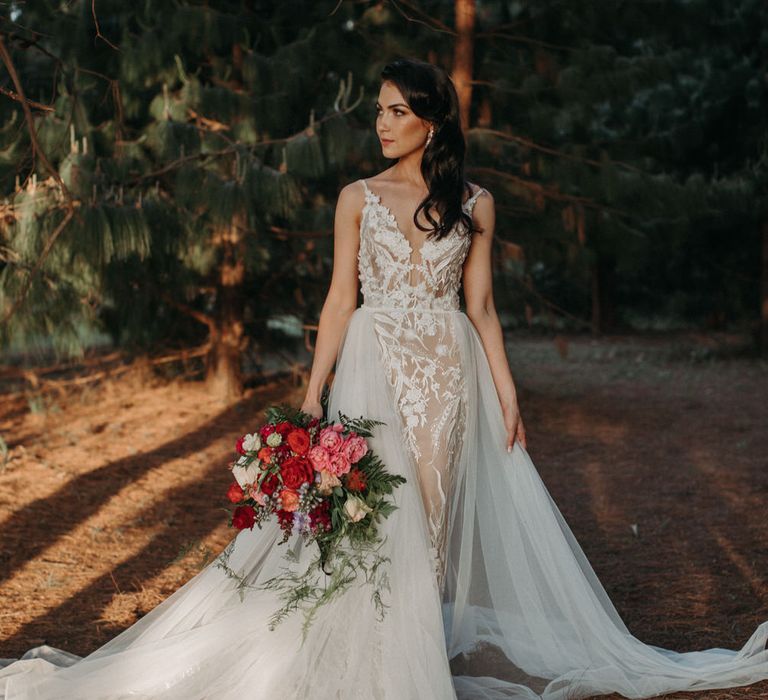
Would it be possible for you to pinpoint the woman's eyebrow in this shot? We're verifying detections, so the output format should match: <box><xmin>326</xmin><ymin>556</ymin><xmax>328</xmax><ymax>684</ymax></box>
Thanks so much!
<box><xmin>375</xmin><ymin>101</ymin><xmax>410</xmax><ymax>109</ymax></box>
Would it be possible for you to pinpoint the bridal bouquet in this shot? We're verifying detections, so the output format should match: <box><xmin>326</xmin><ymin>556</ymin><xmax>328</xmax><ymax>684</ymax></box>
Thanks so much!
<box><xmin>214</xmin><ymin>404</ymin><xmax>405</xmax><ymax>640</ymax></box>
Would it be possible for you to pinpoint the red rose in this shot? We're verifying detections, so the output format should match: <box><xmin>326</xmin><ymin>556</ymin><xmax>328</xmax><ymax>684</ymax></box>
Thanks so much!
<box><xmin>308</xmin><ymin>417</ymin><xmax>320</xmax><ymax>428</ymax></box>
<box><xmin>309</xmin><ymin>501</ymin><xmax>331</xmax><ymax>532</ymax></box>
<box><xmin>286</xmin><ymin>428</ymin><xmax>310</xmax><ymax>455</ymax></box>
<box><xmin>260</xmin><ymin>472</ymin><xmax>280</xmax><ymax>496</ymax></box>
<box><xmin>226</xmin><ymin>482</ymin><xmax>245</xmax><ymax>503</ymax></box>
<box><xmin>345</xmin><ymin>468</ymin><xmax>367</xmax><ymax>492</ymax></box>
<box><xmin>275</xmin><ymin>420</ymin><xmax>293</xmax><ymax>436</ymax></box>
<box><xmin>280</xmin><ymin>456</ymin><xmax>313</xmax><ymax>490</ymax></box>
<box><xmin>232</xmin><ymin>505</ymin><xmax>256</xmax><ymax>530</ymax></box>
<box><xmin>235</xmin><ymin>435</ymin><xmax>247</xmax><ymax>455</ymax></box>
<box><xmin>259</xmin><ymin>423</ymin><xmax>276</xmax><ymax>441</ymax></box>
<box><xmin>276</xmin><ymin>509</ymin><xmax>294</xmax><ymax>532</ymax></box>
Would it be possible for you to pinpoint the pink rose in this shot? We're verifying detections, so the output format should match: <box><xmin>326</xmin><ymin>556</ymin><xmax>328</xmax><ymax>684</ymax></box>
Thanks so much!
<box><xmin>247</xmin><ymin>484</ymin><xmax>267</xmax><ymax>506</ymax></box>
<box><xmin>327</xmin><ymin>452</ymin><xmax>352</xmax><ymax>477</ymax></box>
<box><xmin>308</xmin><ymin>445</ymin><xmax>331</xmax><ymax>472</ymax></box>
<box><xmin>318</xmin><ymin>426</ymin><xmax>344</xmax><ymax>452</ymax></box>
<box><xmin>343</xmin><ymin>436</ymin><xmax>368</xmax><ymax>464</ymax></box>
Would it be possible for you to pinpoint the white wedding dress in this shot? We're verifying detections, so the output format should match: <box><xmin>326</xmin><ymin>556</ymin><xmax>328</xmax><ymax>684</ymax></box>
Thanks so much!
<box><xmin>2</xmin><ymin>178</ymin><xmax>767</xmax><ymax>699</ymax></box>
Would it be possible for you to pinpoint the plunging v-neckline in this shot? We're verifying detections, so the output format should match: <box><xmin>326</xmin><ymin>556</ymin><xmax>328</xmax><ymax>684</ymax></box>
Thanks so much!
<box><xmin>362</xmin><ymin>179</ymin><xmax>479</xmax><ymax>260</ymax></box>
<box><xmin>363</xmin><ymin>185</ymin><xmax>432</xmax><ymax>259</ymax></box>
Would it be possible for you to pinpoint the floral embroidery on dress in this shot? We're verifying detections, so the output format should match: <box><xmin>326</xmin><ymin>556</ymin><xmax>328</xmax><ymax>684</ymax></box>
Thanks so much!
<box><xmin>357</xmin><ymin>178</ymin><xmax>487</xmax><ymax>592</ymax></box>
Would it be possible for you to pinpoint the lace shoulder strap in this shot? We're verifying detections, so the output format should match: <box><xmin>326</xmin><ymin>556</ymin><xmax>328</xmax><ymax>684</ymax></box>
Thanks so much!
<box><xmin>464</xmin><ymin>186</ymin><xmax>487</xmax><ymax>215</ymax></box>
<box><xmin>360</xmin><ymin>178</ymin><xmax>375</xmax><ymax>199</ymax></box>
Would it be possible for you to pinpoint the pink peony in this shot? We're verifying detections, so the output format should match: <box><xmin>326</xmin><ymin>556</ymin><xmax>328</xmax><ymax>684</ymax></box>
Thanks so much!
<box><xmin>308</xmin><ymin>444</ymin><xmax>332</xmax><ymax>472</ymax></box>
<box><xmin>327</xmin><ymin>451</ymin><xmax>352</xmax><ymax>477</ymax></box>
<box><xmin>343</xmin><ymin>436</ymin><xmax>368</xmax><ymax>464</ymax></box>
<box><xmin>318</xmin><ymin>426</ymin><xmax>344</xmax><ymax>452</ymax></box>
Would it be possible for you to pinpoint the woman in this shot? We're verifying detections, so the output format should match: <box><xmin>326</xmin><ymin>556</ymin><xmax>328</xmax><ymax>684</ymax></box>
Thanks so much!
<box><xmin>2</xmin><ymin>57</ymin><xmax>767</xmax><ymax>700</ymax></box>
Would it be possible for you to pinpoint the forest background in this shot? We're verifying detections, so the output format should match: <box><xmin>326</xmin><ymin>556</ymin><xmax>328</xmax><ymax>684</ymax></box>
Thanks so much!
<box><xmin>1</xmin><ymin>0</ymin><xmax>766</xmax><ymax>400</ymax></box>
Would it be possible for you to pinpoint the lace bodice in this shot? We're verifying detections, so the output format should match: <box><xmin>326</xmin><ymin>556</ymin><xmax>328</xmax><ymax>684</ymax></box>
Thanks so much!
<box><xmin>358</xmin><ymin>179</ymin><xmax>487</xmax><ymax>311</ymax></box>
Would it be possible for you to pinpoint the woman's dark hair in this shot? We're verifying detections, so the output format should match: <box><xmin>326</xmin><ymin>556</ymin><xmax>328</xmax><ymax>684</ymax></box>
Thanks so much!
<box><xmin>380</xmin><ymin>57</ymin><xmax>478</xmax><ymax>241</ymax></box>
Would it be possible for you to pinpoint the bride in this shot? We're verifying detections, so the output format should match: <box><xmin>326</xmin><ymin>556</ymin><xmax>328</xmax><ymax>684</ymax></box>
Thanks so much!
<box><xmin>2</xmin><ymin>57</ymin><xmax>767</xmax><ymax>700</ymax></box>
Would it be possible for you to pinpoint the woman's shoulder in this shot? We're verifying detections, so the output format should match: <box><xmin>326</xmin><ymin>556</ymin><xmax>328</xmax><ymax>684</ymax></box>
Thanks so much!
<box><xmin>337</xmin><ymin>179</ymin><xmax>368</xmax><ymax>206</ymax></box>
<box><xmin>465</xmin><ymin>181</ymin><xmax>493</xmax><ymax>205</ymax></box>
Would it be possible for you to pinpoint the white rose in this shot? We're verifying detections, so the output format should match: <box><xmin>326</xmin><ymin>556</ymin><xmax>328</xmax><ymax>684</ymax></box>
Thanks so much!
<box><xmin>232</xmin><ymin>461</ymin><xmax>260</xmax><ymax>488</ymax></box>
<box><xmin>241</xmin><ymin>433</ymin><xmax>261</xmax><ymax>452</ymax></box>
<box><xmin>344</xmin><ymin>495</ymin><xmax>372</xmax><ymax>523</ymax></box>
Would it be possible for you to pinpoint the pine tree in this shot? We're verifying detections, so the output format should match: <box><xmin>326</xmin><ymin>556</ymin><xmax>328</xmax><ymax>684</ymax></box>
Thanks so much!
<box><xmin>0</xmin><ymin>1</ymin><xmax>376</xmax><ymax>396</ymax></box>
<box><xmin>348</xmin><ymin>0</ymin><xmax>768</xmax><ymax>336</ymax></box>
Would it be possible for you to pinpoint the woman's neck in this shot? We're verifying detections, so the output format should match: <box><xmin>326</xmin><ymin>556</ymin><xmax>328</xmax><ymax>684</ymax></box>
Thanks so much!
<box><xmin>391</xmin><ymin>152</ymin><xmax>427</xmax><ymax>190</ymax></box>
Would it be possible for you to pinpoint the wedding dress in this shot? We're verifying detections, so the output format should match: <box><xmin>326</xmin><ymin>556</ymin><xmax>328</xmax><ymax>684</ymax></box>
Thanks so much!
<box><xmin>1</xmin><ymin>177</ymin><xmax>767</xmax><ymax>699</ymax></box>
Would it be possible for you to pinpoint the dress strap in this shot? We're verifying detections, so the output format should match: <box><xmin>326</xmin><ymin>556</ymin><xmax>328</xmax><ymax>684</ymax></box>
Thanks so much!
<box><xmin>464</xmin><ymin>186</ymin><xmax>487</xmax><ymax>215</ymax></box>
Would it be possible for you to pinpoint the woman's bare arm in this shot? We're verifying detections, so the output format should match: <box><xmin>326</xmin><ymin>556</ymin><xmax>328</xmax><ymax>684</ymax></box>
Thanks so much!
<box><xmin>462</xmin><ymin>189</ymin><xmax>527</xmax><ymax>450</ymax></box>
<box><xmin>302</xmin><ymin>182</ymin><xmax>363</xmax><ymax>406</ymax></box>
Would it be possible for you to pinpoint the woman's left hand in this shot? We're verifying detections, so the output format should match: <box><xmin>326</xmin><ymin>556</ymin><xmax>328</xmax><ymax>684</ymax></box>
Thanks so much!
<box><xmin>502</xmin><ymin>402</ymin><xmax>527</xmax><ymax>452</ymax></box>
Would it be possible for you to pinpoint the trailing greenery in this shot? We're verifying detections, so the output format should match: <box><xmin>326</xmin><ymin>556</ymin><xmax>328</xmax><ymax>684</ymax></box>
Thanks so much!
<box><xmin>215</xmin><ymin>527</ymin><xmax>392</xmax><ymax>644</ymax></box>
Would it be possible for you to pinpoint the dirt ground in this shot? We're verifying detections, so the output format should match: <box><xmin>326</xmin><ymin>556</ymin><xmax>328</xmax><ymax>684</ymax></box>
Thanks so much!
<box><xmin>1</xmin><ymin>332</ymin><xmax>767</xmax><ymax>699</ymax></box>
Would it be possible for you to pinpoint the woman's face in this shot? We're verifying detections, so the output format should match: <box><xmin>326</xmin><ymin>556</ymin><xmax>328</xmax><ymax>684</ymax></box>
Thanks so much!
<box><xmin>375</xmin><ymin>80</ymin><xmax>431</xmax><ymax>159</ymax></box>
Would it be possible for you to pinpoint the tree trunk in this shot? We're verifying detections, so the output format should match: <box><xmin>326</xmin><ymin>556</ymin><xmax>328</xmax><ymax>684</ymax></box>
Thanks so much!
<box><xmin>761</xmin><ymin>218</ymin><xmax>768</xmax><ymax>356</ymax></box>
<box><xmin>452</xmin><ymin>0</ymin><xmax>476</xmax><ymax>132</ymax></box>
<box><xmin>591</xmin><ymin>255</ymin><xmax>617</xmax><ymax>335</ymax></box>
<box><xmin>206</xmin><ymin>212</ymin><xmax>246</xmax><ymax>399</ymax></box>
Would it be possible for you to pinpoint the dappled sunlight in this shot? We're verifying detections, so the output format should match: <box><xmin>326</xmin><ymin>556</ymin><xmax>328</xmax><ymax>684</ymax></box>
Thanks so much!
<box><xmin>560</xmin><ymin>405</ymin><xmax>630</xmax><ymax>447</ymax></box>
<box><xmin>0</xmin><ymin>450</ymin><xmax>231</xmax><ymax>639</ymax></box>
<box><xmin>582</xmin><ymin>459</ymin><xmax>629</xmax><ymax>533</ymax></box>
<box><xmin>708</xmin><ymin>526</ymin><xmax>768</xmax><ymax>608</ymax></box>
<box><xmin>0</xmin><ymin>377</ymin><xmax>305</xmax><ymax>655</ymax></box>
<box><xmin>686</xmin><ymin>444</ymin><xmax>767</xmax><ymax>513</ymax></box>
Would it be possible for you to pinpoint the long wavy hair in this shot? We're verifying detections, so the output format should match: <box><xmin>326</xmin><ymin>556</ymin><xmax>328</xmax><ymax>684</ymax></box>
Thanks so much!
<box><xmin>380</xmin><ymin>58</ymin><xmax>479</xmax><ymax>241</ymax></box>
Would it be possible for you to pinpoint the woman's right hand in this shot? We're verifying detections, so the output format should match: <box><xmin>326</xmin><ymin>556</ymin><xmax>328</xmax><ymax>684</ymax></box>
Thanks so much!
<box><xmin>300</xmin><ymin>398</ymin><xmax>324</xmax><ymax>420</ymax></box>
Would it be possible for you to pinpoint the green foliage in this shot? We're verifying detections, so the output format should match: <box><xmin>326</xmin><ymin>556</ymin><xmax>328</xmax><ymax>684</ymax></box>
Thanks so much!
<box><xmin>0</xmin><ymin>0</ymin><xmax>372</xmax><ymax>361</ymax></box>
<box><xmin>1</xmin><ymin>0</ymin><xmax>765</xmax><ymax>363</ymax></box>
<box><xmin>215</xmin><ymin>534</ymin><xmax>391</xmax><ymax>644</ymax></box>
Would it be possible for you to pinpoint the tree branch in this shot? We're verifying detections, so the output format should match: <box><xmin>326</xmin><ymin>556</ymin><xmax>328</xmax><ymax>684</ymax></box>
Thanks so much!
<box><xmin>469</xmin><ymin>127</ymin><xmax>644</xmax><ymax>174</ymax></box>
<box><xmin>388</xmin><ymin>0</ymin><xmax>456</xmax><ymax>35</ymax></box>
<box><xmin>159</xmin><ymin>290</ymin><xmax>217</xmax><ymax>334</ymax></box>
<box><xmin>0</xmin><ymin>35</ymin><xmax>73</xmax><ymax>199</ymax></box>
<box><xmin>91</xmin><ymin>0</ymin><xmax>119</xmax><ymax>51</ymax></box>
<box><xmin>0</xmin><ymin>85</ymin><xmax>54</xmax><ymax>112</ymax></box>
<box><xmin>1</xmin><ymin>207</ymin><xmax>77</xmax><ymax>325</ymax></box>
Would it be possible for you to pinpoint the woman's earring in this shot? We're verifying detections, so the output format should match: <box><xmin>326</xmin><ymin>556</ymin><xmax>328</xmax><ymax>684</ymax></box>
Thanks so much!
<box><xmin>425</xmin><ymin>126</ymin><xmax>435</xmax><ymax>147</ymax></box>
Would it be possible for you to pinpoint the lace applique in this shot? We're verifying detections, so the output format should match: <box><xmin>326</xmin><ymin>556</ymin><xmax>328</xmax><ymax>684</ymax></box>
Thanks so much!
<box><xmin>357</xmin><ymin>179</ymin><xmax>487</xmax><ymax>592</ymax></box>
